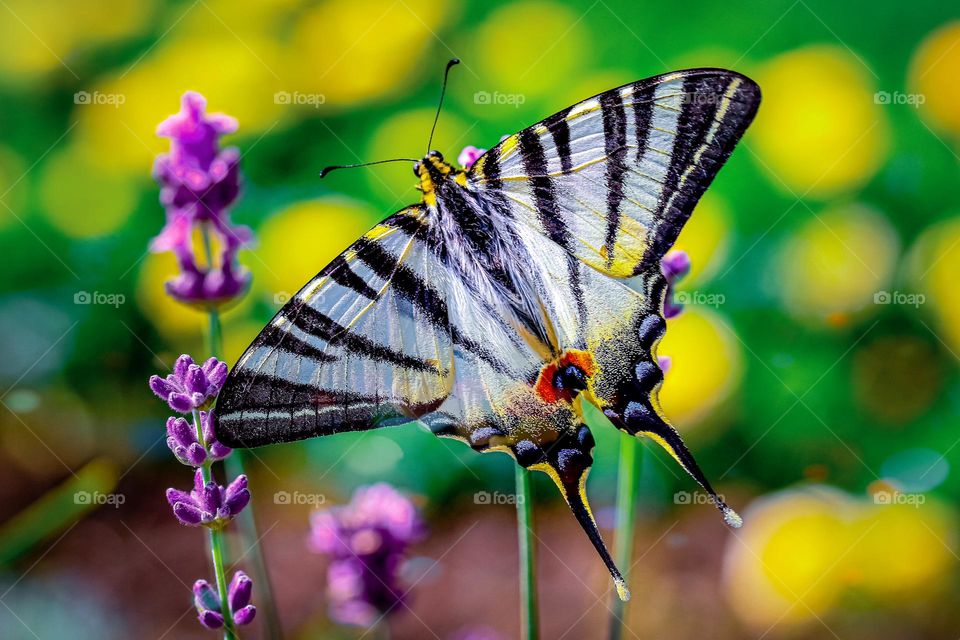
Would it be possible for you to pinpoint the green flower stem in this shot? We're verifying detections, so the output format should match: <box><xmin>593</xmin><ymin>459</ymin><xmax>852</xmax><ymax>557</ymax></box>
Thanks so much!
<box><xmin>515</xmin><ymin>465</ymin><xmax>539</xmax><ymax>640</ymax></box>
<box><xmin>608</xmin><ymin>433</ymin><xmax>641</xmax><ymax>640</ymax></box>
<box><xmin>192</xmin><ymin>410</ymin><xmax>238</xmax><ymax>640</ymax></box>
<box><xmin>200</xmin><ymin>224</ymin><xmax>283</xmax><ymax>639</ymax></box>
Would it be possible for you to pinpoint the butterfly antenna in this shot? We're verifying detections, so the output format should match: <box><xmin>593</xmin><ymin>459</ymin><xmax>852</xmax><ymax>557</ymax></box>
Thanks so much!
<box><xmin>426</xmin><ymin>58</ymin><xmax>460</xmax><ymax>154</ymax></box>
<box><xmin>319</xmin><ymin>158</ymin><xmax>419</xmax><ymax>179</ymax></box>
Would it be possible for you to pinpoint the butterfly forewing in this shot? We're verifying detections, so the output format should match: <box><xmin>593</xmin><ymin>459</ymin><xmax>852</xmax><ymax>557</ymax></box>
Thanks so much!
<box><xmin>216</xmin><ymin>206</ymin><xmax>455</xmax><ymax>447</ymax></box>
<box><xmin>468</xmin><ymin>69</ymin><xmax>760</xmax><ymax>278</ymax></box>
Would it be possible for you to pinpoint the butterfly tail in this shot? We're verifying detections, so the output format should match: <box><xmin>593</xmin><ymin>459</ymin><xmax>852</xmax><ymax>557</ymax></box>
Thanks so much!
<box><xmin>605</xmin><ymin>394</ymin><xmax>742</xmax><ymax>529</ymax></box>
<box><xmin>521</xmin><ymin>425</ymin><xmax>631</xmax><ymax>602</ymax></box>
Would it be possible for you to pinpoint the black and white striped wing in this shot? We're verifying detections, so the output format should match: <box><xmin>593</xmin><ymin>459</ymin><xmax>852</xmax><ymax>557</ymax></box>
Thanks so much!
<box><xmin>468</xmin><ymin>68</ymin><xmax>760</xmax><ymax>277</ymax></box>
<box><xmin>216</xmin><ymin>207</ymin><xmax>455</xmax><ymax>447</ymax></box>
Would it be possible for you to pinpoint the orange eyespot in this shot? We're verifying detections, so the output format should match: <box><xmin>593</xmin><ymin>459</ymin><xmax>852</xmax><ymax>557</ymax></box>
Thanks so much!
<box><xmin>534</xmin><ymin>350</ymin><xmax>596</xmax><ymax>404</ymax></box>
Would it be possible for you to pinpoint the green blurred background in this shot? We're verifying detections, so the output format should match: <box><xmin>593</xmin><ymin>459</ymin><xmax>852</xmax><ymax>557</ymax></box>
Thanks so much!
<box><xmin>1</xmin><ymin>0</ymin><xmax>959</xmax><ymax>638</ymax></box>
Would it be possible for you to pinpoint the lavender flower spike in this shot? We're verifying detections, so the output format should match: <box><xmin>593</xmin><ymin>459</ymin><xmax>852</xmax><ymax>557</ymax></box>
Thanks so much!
<box><xmin>152</xmin><ymin>91</ymin><xmax>252</xmax><ymax>308</ymax></box>
<box><xmin>149</xmin><ymin>354</ymin><xmax>227</xmax><ymax>413</ymax></box>
<box><xmin>309</xmin><ymin>483</ymin><xmax>424</xmax><ymax>627</ymax></box>
<box><xmin>166</xmin><ymin>469</ymin><xmax>250</xmax><ymax>528</ymax></box>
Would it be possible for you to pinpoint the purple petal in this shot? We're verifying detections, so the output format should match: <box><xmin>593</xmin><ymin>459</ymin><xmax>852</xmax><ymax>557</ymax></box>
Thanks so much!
<box><xmin>224</xmin><ymin>488</ymin><xmax>250</xmax><ymax>517</ymax></box>
<box><xmin>166</xmin><ymin>487</ymin><xmax>193</xmax><ymax>508</ymax></box>
<box><xmin>184</xmin><ymin>366</ymin><xmax>208</xmax><ymax>396</ymax></box>
<box><xmin>166</xmin><ymin>417</ymin><xmax>196</xmax><ymax>449</ymax></box>
<box><xmin>173</xmin><ymin>354</ymin><xmax>194</xmax><ymax>380</ymax></box>
<box><xmin>208</xmin><ymin>441</ymin><xmax>233</xmax><ymax>460</ymax></box>
<box><xmin>228</xmin><ymin>571</ymin><xmax>253</xmax><ymax>611</ymax></box>
<box><xmin>168</xmin><ymin>392</ymin><xmax>194</xmax><ymax>413</ymax></box>
<box><xmin>233</xmin><ymin>605</ymin><xmax>256</xmax><ymax>626</ymax></box>
<box><xmin>197</xmin><ymin>609</ymin><xmax>225</xmax><ymax>629</ymax></box>
<box><xmin>208</xmin><ymin>361</ymin><xmax>228</xmax><ymax>391</ymax></box>
<box><xmin>173</xmin><ymin>502</ymin><xmax>205</xmax><ymax>526</ymax></box>
<box><xmin>184</xmin><ymin>443</ymin><xmax>208</xmax><ymax>466</ymax></box>
<box><xmin>193</xmin><ymin>580</ymin><xmax>221</xmax><ymax>611</ymax></box>
<box><xmin>199</xmin><ymin>482</ymin><xmax>224</xmax><ymax>513</ymax></box>
<box><xmin>225</xmin><ymin>474</ymin><xmax>248</xmax><ymax>498</ymax></box>
<box><xmin>192</xmin><ymin>468</ymin><xmax>205</xmax><ymax>493</ymax></box>
<box><xmin>149</xmin><ymin>375</ymin><xmax>175</xmax><ymax>399</ymax></box>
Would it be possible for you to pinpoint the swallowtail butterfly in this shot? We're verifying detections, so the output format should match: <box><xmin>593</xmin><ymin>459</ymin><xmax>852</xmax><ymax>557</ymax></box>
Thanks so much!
<box><xmin>216</xmin><ymin>63</ymin><xmax>761</xmax><ymax>601</ymax></box>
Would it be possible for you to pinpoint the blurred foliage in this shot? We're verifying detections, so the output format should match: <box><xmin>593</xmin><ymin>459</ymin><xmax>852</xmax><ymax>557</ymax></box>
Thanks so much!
<box><xmin>1</xmin><ymin>0</ymin><xmax>959</xmax><ymax>638</ymax></box>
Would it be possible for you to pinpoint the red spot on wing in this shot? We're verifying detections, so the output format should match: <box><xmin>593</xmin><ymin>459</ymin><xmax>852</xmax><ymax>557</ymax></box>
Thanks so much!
<box><xmin>534</xmin><ymin>349</ymin><xmax>596</xmax><ymax>404</ymax></box>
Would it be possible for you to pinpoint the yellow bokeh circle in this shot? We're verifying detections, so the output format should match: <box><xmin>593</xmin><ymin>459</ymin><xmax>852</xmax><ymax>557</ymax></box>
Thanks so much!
<box><xmin>252</xmin><ymin>199</ymin><xmax>378</xmax><ymax>305</ymax></box>
<box><xmin>657</xmin><ymin>307</ymin><xmax>742</xmax><ymax>430</ymax></box>
<box><xmin>673</xmin><ymin>192</ymin><xmax>731</xmax><ymax>287</ymax></box>
<box><xmin>469</xmin><ymin>1</ymin><xmax>586</xmax><ymax>102</ymax></box>
<box><xmin>906</xmin><ymin>216</ymin><xmax>960</xmax><ymax>354</ymax></box>
<box><xmin>752</xmin><ymin>45</ymin><xmax>889</xmax><ymax>197</ymax></box>
<box><xmin>910</xmin><ymin>21</ymin><xmax>960</xmax><ymax>134</ymax></box>
<box><xmin>39</xmin><ymin>145</ymin><xmax>138</xmax><ymax>238</ymax></box>
<box><xmin>777</xmin><ymin>203</ymin><xmax>899</xmax><ymax>322</ymax></box>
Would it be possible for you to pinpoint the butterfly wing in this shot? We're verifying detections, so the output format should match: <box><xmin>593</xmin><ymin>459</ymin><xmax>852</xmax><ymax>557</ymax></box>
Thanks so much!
<box><xmin>216</xmin><ymin>206</ymin><xmax>456</xmax><ymax>446</ymax></box>
<box><xmin>468</xmin><ymin>68</ymin><xmax>760</xmax><ymax>277</ymax></box>
<box><xmin>466</xmin><ymin>68</ymin><xmax>759</xmax><ymax>526</ymax></box>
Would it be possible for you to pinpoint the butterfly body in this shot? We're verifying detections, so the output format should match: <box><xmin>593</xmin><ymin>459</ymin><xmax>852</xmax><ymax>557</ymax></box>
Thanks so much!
<box><xmin>216</xmin><ymin>68</ymin><xmax>761</xmax><ymax>598</ymax></box>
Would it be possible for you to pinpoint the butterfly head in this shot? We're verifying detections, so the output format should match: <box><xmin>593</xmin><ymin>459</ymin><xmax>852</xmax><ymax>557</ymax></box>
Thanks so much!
<box><xmin>414</xmin><ymin>150</ymin><xmax>465</xmax><ymax>206</ymax></box>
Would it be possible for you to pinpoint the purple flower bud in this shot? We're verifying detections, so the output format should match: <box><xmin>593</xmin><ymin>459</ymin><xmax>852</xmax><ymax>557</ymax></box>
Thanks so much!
<box><xmin>193</xmin><ymin>580</ymin><xmax>221</xmax><ymax>612</ymax></box>
<box><xmin>661</xmin><ymin>250</ymin><xmax>691</xmax><ymax>319</ymax></box>
<box><xmin>197</xmin><ymin>609</ymin><xmax>225</xmax><ymax>629</ymax></box>
<box><xmin>201</xmin><ymin>411</ymin><xmax>232</xmax><ymax>461</ymax></box>
<box><xmin>172</xmin><ymin>501</ymin><xmax>205</xmax><ymax>526</ymax></box>
<box><xmin>228</xmin><ymin>571</ymin><xmax>253</xmax><ymax>611</ymax></box>
<box><xmin>233</xmin><ymin>604</ymin><xmax>257</xmax><ymax>626</ymax></box>
<box><xmin>224</xmin><ymin>475</ymin><xmax>250</xmax><ymax>516</ymax></box>
<box><xmin>458</xmin><ymin>145</ymin><xmax>487</xmax><ymax>169</ymax></box>
<box><xmin>149</xmin><ymin>354</ymin><xmax>227</xmax><ymax>413</ymax></box>
<box><xmin>658</xmin><ymin>355</ymin><xmax>672</xmax><ymax>374</ymax></box>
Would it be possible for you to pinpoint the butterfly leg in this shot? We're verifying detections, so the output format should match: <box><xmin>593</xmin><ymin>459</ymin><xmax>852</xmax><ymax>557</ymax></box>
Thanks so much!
<box><xmin>511</xmin><ymin>424</ymin><xmax>631</xmax><ymax>602</ymax></box>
